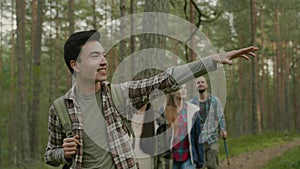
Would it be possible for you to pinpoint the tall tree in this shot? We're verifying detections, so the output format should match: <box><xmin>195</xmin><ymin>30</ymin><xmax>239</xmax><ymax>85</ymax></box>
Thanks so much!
<box><xmin>293</xmin><ymin>27</ymin><xmax>300</xmax><ymax>131</ymax></box>
<box><xmin>68</xmin><ymin>0</ymin><xmax>74</xmax><ymax>33</ymax></box>
<box><xmin>141</xmin><ymin>0</ymin><xmax>169</xmax><ymax>49</ymax></box>
<box><xmin>67</xmin><ymin>0</ymin><xmax>74</xmax><ymax>88</ymax></box>
<box><xmin>0</xmin><ymin>1</ymin><xmax>2</xmax><ymax>79</ymax></box>
<box><xmin>250</xmin><ymin>0</ymin><xmax>259</xmax><ymax>134</ymax></box>
<box><xmin>130</xmin><ymin>0</ymin><xmax>136</xmax><ymax>54</ymax></box>
<box><xmin>54</xmin><ymin>0</ymin><xmax>60</xmax><ymax>94</ymax></box>
<box><xmin>119</xmin><ymin>0</ymin><xmax>126</xmax><ymax>67</ymax></box>
<box><xmin>29</xmin><ymin>0</ymin><xmax>44</xmax><ymax>160</ymax></box>
<box><xmin>92</xmin><ymin>0</ymin><xmax>97</xmax><ymax>29</ymax></box>
<box><xmin>140</xmin><ymin>0</ymin><xmax>170</xmax><ymax>78</ymax></box>
<box><xmin>189</xmin><ymin>0</ymin><xmax>196</xmax><ymax>62</ymax></box>
<box><xmin>15</xmin><ymin>0</ymin><xmax>30</xmax><ymax>166</ymax></box>
<box><xmin>129</xmin><ymin>0</ymin><xmax>136</xmax><ymax>76</ymax></box>
<box><xmin>274</xmin><ymin>4</ymin><xmax>282</xmax><ymax>131</ymax></box>
<box><xmin>258</xmin><ymin>0</ymin><xmax>268</xmax><ymax>131</ymax></box>
<box><xmin>9</xmin><ymin>0</ymin><xmax>16</xmax><ymax>163</ymax></box>
<box><xmin>0</xmin><ymin>0</ymin><xmax>3</xmax><ymax>164</ymax></box>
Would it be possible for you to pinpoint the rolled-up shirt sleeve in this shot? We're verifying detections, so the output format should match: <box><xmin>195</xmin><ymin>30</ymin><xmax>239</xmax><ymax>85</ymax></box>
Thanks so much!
<box><xmin>115</xmin><ymin>56</ymin><xmax>217</xmax><ymax>111</ymax></box>
<box><xmin>172</xmin><ymin>56</ymin><xmax>217</xmax><ymax>85</ymax></box>
<box><xmin>44</xmin><ymin>105</ymin><xmax>71</xmax><ymax>167</ymax></box>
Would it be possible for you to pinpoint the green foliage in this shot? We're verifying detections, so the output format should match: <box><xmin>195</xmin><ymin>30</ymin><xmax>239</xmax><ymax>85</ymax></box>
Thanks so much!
<box><xmin>2</xmin><ymin>161</ymin><xmax>58</xmax><ymax>169</ymax></box>
<box><xmin>262</xmin><ymin>145</ymin><xmax>300</xmax><ymax>169</ymax></box>
<box><xmin>219</xmin><ymin>132</ymin><xmax>300</xmax><ymax>160</ymax></box>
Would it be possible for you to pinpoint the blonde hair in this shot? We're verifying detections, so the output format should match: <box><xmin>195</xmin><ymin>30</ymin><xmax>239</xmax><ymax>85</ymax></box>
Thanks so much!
<box><xmin>164</xmin><ymin>93</ymin><xmax>180</xmax><ymax>127</ymax></box>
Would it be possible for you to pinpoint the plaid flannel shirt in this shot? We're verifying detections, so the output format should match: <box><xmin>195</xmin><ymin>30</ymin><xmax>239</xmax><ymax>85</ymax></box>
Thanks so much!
<box><xmin>44</xmin><ymin>68</ymin><xmax>180</xmax><ymax>169</ymax></box>
<box><xmin>190</xmin><ymin>94</ymin><xmax>226</xmax><ymax>145</ymax></box>
<box><xmin>154</xmin><ymin>102</ymin><xmax>201</xmax><ymax>169</ymax></box>
<box><xmin>172</xmin><ymin>104</ymin><xmax>189</xmax><ymax>162</ymax></box>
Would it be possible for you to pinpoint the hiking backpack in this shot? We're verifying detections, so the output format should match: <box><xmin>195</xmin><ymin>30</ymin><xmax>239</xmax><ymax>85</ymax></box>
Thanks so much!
<box><xmin>53</xmin><ymin>96</ymin><xmax>73</xmax><ymax>138</ymax></box>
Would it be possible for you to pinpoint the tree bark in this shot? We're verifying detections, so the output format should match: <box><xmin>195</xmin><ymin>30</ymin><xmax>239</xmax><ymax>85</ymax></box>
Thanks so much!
<box><xmin>55</xmin><ymin>0</ymin><xmax>60</xmax><ymax>94</ymax></box>
<box><xmin>92</xmin><ymin>0</ymin><xmax>97</xmax><ymax>29</ymax></box>
<box><xmin>189</xmin><ymin>0</ymin><xmax>196</xmax><ymax>62</ymax></box>
<box><xmin>119</xmin><ymin>0</ymin><xmax>126</xmax><ymax>81</ymax></box>
<box><xmin>9</xmin><ymin>0</ymin><xmax>16</xmax><ymax>163</ymax></box>
<box><xmin>260</xmin><ymin>2</ymin><xmax>265</xmax><ymax>131</ymax></box>
<box><xmin>0</xmin><ymin>0</ymin><xmax>3</xmax><ymax>164</ymax></box>
<box><xmin>274</xmin><ymin>6</ymin><xmax>282</xmax><ymax>131</ymax></box>
<box><xmin>250</xmin><ymin>0</ymin><xmax>259</xmax><ymax>134</ymax></box>
<box><xmin>140</xmin><ymin>0</ymin><xmax>170</xmax><ymax>78</ymax></box>
<box><xmin>16</xmin><ymin>0</ymin><xmax>30</xmax><ymax>166</ymax></box>
<box><xmin>68</xmin><ymin>0</ymin><xmax>74</xmax><ymax>88</ymax></box>
<box><xmin>130</xmin><ymin>0</ymin><xmax>136</xmax><ymax>77</ymax></box>
<box><xmin>283</xmin><ymin>41</ymin><xmax>289</xmax><ymax>131</ymax></box>
<box><xmin>29</xmin><ymin>0</ymin><xmax>44</xmax><ymax>160</ymax></box>
<box><xmin>130</xmin><ymin>0</ymin><xmax>135</xmax><ymax>54</ymax></box>
<box><xmin>293</xmin><ymin>36</ymin><xmax>300</xmax><ymax>132</ymax></box>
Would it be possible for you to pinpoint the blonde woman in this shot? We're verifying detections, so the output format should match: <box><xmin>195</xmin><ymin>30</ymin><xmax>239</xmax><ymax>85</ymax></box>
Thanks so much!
<box><xmin>155</xmin><ymin>84</ymin><xmax>204</xmax><ymax>169</ymax></box>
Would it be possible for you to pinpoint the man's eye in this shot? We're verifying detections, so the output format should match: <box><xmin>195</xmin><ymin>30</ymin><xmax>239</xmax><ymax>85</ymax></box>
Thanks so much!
<box><xmin>91</xmin><ymin>54</ymin><xmax>99</xmax><ymax>57</ymax></box>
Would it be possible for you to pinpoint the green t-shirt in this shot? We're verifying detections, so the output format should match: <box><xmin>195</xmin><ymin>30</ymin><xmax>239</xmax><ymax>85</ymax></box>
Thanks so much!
<box><xmin>76</xmin><ymin>91</ymin><xmax>115</xmax><ymax>169</ymax></box>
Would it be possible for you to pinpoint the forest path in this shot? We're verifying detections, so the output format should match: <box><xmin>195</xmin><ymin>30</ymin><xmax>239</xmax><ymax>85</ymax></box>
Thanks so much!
<box><xmin>218</xmin><ymin>138</ymin><xmax>300</xmax><ymax>169</ymax></box>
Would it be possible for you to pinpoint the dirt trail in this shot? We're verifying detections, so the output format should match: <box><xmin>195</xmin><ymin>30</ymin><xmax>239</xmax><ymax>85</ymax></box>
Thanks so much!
<box><xmin>218</xmin><ymin>138</ymin><xmax>300</xmax><ymax>169</ymax></box>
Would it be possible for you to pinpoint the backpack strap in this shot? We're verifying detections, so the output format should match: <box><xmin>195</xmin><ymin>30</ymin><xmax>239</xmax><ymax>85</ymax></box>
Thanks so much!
<box><xmin>53</xmin><ymin>96</ymin><xmax>73</xmax><ymax>138</ymax></box>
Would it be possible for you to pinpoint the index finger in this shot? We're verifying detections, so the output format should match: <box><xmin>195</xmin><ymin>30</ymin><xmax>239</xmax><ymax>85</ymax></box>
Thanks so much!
<box><xmin>64</xmin><ymin>135</ymin><xmax>81</xmax><ymax>146</ymax></box>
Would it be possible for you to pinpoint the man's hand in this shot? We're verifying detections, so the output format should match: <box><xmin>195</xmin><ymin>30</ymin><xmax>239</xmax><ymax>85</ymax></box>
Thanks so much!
<box><xmin>213</xmin><ymin>46</ymin><xmax>258</xmax><ymax>65</ymax></box>
<box><xmin>220</xmin><ymin>131</ymin><xmax>227</xmax><ymax>139</ymax></box>
<box><xmin>63</xmin><ymin>135</ymin><xmax>81</xmax><ymax>159</ymax></box>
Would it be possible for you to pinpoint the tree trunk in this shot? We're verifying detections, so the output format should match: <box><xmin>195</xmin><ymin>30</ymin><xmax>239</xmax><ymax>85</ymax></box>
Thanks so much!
<box><xmin>28</xmin><ymin>0</ymin><xmax>37</xmax><ymax>160</ymax></box>
<box><xmin>295</xmin><ymin>41</ymin><xmax>300</xmax><ymax>132</ymax></box>
<box><xmin>130</xmin><ymin>0</ymin><xmax>136</xmax><ymax>77</ymax></box>
<box><xmin>48</xmin><ymin>0</ymin><xmax>54</xmax><ymax>105</ymax></box>
<box><xmin>130</xmin><ymin>0</ymin><xmax>135</xmax><ymax>54</ymax></box>
<box><xmin>283</xmin><ymin>41</ymin><xmax>289</xmax><ymax>131</ymax></box>
<box><xmin>0</xmin><ymin>1</ymin><xmax>2</xmax><ymax>79</ymax></box>
<box><xmin>0</xmin><ymin>0</ymin><xmax>3</xmax><ymax>164</ymax></box>
<box><xmin>55</xmin><ymin>0</ymin><xmax>60</xmax><ymax>94</ymax></box>
<box><xmin>250</xmin><ymin>0</ymin><xmax>258</xmax><ymax>134</ymax></box>
<box><xmin>92</xmin><ymin>0</ymin><xmax>97</xmax><ymax>29</ymax></box>
<box><xmin>274</xmin><ymin>6</ymin><xmax>282</xmax><ymax>131</ymax></box>
<box><xmin>140</xmin><ymin>0</ymin><xmax>170</xmax><ymax>78</ymax></box>
<box><xmin>260</xmin><ymin>2</ymin><xmax>265</xmax><ymax>131</ymax></box>
<box><xmin>272</xmin><ymin>43</ymin><xmax>279</xmax><ymax>131</ymax></box>
<box><xmin>68</xmin><ymin>0</ymin><xmax>74</xmax><ymax>88</ymax></box>
<box><xmin>9</xmin><ymin>0</ymin><xmax>16</xmax><ymax>162</ymax></box>
<box><xmin>293</xmin><ymin>37</ymin><xmax>300</xmax><ymax>132</ymax></box>
<box><xmin>16</xmin><ymin>0</ymin><xmax>30</xmax><ymax>166</ymax></box>
<box><xmin>119</xmin><ymin>0</ymin><xmax>126</xmax><ymax>81</ymax></box>
<box><xmin>141</xmin><ymin>0</ymin><xmax>169</xmax><ymax>49</ymax></box>
<box><xmin>189</xmin><ymin>0</ymin><xmax>196</xmax><ymax>62</ymax></box>
<box><xmin>29</xmin><ymin>0</ymin><xmax>44</xmax><ymax>161</ymax></box>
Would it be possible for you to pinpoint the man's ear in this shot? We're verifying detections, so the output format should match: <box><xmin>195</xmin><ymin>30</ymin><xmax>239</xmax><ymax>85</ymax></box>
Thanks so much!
<box><xmin>70</xmin><ymin>60</ymin><xmax>80</xmax><ymax>72</ymax></box>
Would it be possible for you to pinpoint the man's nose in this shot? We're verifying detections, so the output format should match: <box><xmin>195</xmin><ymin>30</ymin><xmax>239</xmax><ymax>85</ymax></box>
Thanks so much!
<box><xmin>99</xmin><ymin>57</ymin><xmax>108</xmax><ymax>65</ymax></box>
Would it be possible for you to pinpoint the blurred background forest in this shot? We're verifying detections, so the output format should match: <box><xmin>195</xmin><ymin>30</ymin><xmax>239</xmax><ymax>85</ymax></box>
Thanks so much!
<box><xmin>0</xmin><ymin>0</ymin><xmax>299</xmax><ymax>168</ymax></box>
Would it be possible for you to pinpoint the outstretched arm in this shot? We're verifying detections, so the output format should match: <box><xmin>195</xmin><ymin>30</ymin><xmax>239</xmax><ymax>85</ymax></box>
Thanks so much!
<box><xmin>212</xmin><ymin>46</ymin><xmax>258</xmax><ymax>65</ymax></box>
<box><xmin>116</xmin><ymin>46</ymin><xmax>258</xmax><ymax>110</ymax></box>
<box><xmin>173</xmin><ymin>46</ymin><xmax>258</xmax><ymax>85</ymax></box>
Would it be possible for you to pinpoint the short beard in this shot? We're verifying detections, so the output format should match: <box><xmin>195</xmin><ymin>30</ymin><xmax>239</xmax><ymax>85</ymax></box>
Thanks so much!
<box><xmin>198</xmin><ymin>89</ymin><xmax>206</xmax><ymax>93</ymax></box>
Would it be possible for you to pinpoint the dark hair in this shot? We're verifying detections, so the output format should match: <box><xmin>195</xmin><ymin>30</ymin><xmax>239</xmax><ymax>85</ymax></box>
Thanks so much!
<box><xmin>64</xmin><ymin>30</ymin><xmax>100</xmax><ymax>74</ymax></box>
